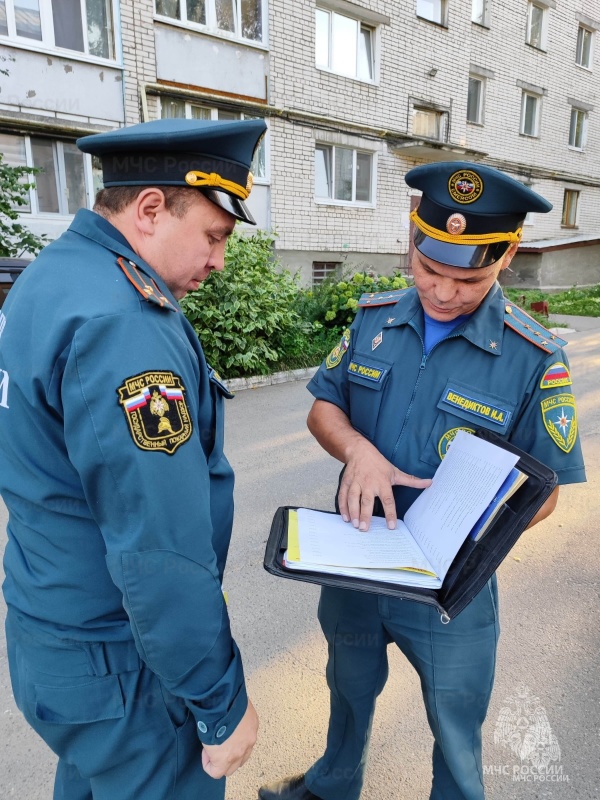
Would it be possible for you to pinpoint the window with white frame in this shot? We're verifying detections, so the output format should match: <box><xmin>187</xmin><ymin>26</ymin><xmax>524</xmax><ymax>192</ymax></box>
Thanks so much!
<box><xmin>160</xmin><ymin>98</ymin><xmax>267</xmax><ymax>179</ymax></box>
<box><xmin>568</xmin><ymin>107</ymin><xmax>587</xmax><ymax>149</ymax></box>
<box><xmin>561</xmin><ymin>189</ymin><xmax>579</xmax><ymax>227</ymax></box>
<box><xmin>0</xmin><ymin>131</ymin><xmax>98</xmax><ymax>215</ymax></box>
<box><xmin>315</xmin><ymin>144</ymin><xmax>374</xmax><ymax>205</ymax></box>
<box><xmin>0</xmin><ymin>0</ymin><xmax>115</xmax><ymax>59</ymax></box>
<box><xmin>576</xmin><ymin>25</ymin><xmax>593</xmax><ymax>67</ymax></box>
<box><xmin>416</xmin><ymin>0</ymin><xmax>446</xmax><ymax>26</ymax></box>
<box><xmin>467</xmin><ymin>76</ymin><xmax>484</xmax><ymax>123</ymax></box>
<box><xmin>520</xmin><ymin>91</ymin><xmax>541</xmax><ymax>136</ymax></box>
<box><xmin>315</xmin><ymin>7</ymin><xmax>374</xmax><ymax>81</ymax></box>
<box><xmin>0</xmin><ymin>132</ymin><xmax>31</xmax><ymax>211</ymax></box>
<box><xmin>471</xmin><ymin>0</ymin><xmax>488</xmax><ymax>25</ymax></box>
<box><xmin>526</xmin><ymin>2</ymin><xmax>547</xmax><ymax>49</ymax></box>
<box><xmin>155</xmin><ymin>0</ymin><xmax>263</xmax><ymax>42</ymax></box>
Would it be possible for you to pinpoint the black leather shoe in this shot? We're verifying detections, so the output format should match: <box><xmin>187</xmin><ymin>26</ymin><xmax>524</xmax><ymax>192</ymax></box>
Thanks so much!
<box><xmin>258</xmin><ymin>774</ymin><xmax>321</xmax><ymax>800</ymax></box>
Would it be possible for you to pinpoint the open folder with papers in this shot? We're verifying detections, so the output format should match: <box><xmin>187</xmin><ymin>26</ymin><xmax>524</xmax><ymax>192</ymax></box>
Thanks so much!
<box><xmin>283</xmin><ymin>431</ymin><xmax>525</xmax><ymax>589</ymax></box>
<box><xmin>264</xmin><ymin>429</ymin><xmax>558</xmax><ymax>619</ymax></box>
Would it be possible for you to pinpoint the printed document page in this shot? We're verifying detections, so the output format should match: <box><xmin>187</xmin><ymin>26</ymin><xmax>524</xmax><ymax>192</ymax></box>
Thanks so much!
<box><xmin>285</xmin><ymin>556</ymin><xmax>442</xmax><ymax>589</ymax></box>
<box><xmin>285</xmin><ymin>431</ymin><xmax>521</xmax><ymax>589</ymax></box>
<box><xmin>296</xmin><ymin>508</ymin><xmax>436</xmax><ymax>574</ymax></box>
<box><xmin>404</xmin><ymin>430</ymin><xmax>519</xmax><ymax>578</ymax></box>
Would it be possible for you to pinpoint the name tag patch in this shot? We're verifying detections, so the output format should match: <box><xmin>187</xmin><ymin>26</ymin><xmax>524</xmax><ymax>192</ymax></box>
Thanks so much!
<box><xmin>442</xmin><ymin>389</ymin><xmax>510</xmax><ymax>427</ymax></box>
<box><xmin>348</xmin><ymin>360</ymin><xmax>387</xmax><ymax>383</ymax></box>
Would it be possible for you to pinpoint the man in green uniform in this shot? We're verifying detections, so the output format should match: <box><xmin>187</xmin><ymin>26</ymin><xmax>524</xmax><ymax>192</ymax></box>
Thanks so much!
<box><xmin>0</xmin><ymin>118</ymin><xmax>265</xmax><ymax>799</ymax></box>
<box><xmin>259</xmin><ymin>162</ymin><xmax>585</xmax><ymax>800</ymax></box>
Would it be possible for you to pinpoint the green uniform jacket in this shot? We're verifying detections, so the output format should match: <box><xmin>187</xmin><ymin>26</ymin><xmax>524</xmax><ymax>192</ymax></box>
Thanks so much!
<box><xmin>309</xmin><ymin>285</ymin><xmax>586</xmax><ymax>520</ymax></box>
<box><xmin>0</xmin><ymin>209</ymin><xmax>246</xmax><ymax>745</ymax></box>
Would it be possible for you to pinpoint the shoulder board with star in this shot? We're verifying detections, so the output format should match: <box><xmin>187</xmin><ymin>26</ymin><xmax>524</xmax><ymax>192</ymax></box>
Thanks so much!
<box><xmin>358</xmin><ymin>288</ymin><xmax>410</xmax><ymax>308</ymax></box>
<box><xmin>117</xmin><ymin>257</ymin><xmax>178</xmax><ymax>312</ymax></box>
<box><xmin>503</xmin><ymin>301</ymin><xmax>566</xmax><ymax>353</ymax></box>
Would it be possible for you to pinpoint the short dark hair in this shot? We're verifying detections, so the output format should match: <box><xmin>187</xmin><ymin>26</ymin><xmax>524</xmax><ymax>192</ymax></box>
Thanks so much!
<box><xmin>93</xmin><ymin>185</ymin><xmax>198</xmax><ymax>219</ymax></box>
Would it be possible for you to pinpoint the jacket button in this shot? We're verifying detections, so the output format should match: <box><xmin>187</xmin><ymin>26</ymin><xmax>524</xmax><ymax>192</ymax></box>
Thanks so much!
<box><xmin>216</xmin><ymin>725</ymin><xmax>227</xmax><ymax>738</ymax></box>
<box><xmin>197</xmin><ymin>721</ymin><xmax>208</xmax><ymax>734</ymax></box>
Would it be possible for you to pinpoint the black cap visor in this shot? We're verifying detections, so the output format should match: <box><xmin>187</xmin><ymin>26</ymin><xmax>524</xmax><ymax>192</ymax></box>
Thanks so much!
<box><xmin>200</xmin><ymin>188</ymin><xmax>256</xmax><ymax>225</ymax></box>
<box><xmin>413</xmin><ymin>229</ymin><xmax>511</xmax><ymax>269</ymax></box>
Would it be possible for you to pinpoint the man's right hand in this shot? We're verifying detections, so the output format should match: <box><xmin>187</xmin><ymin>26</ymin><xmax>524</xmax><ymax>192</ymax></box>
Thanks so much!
<box><xmin>307</xmin><ymin>400</ymin><xmax>431</xmax><ymax>531</ymax></box>
<box><xmin>201</xmin><ymin>699</ymin><xmax>258</xmax><ymax>779</ymax></box>
<box><xmin>338</xmin><ymin>438</ymin><xmax>431</xmax><ymax>531</ymax></box>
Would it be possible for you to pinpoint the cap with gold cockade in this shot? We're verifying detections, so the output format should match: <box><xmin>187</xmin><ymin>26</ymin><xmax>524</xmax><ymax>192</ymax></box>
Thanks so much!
<box><xmin>77</xmin><ymin>118</ymin><xmax>267</xmax><ymax>225</ymax></box>
<box><xmin>405</xmin><ymin>161</ymin><xmax>552</xmax><ymax>268</ymax></box>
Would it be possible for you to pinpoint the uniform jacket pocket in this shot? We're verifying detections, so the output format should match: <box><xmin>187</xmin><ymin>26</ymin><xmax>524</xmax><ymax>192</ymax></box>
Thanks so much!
<box><xmin>347</xmin><ymin>352</ymin><xmax>393</xmax><ymax>441</ymax></box>
<box><xmin>34</xmin><ymin>675</ymin><xmax>125</xmax><ymax>724</ymax></box>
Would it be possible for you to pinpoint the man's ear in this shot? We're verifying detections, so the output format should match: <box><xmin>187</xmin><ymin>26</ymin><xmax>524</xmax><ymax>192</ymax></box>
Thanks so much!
<box><xmin>133</xmin><ymin>188</ymin><xmax>167</xmax><ymax>236</ymax></box>
<box><xmin>498</xmin><ymin>241</ymin><xmax>519</xmax><ymax>272</ymax></box>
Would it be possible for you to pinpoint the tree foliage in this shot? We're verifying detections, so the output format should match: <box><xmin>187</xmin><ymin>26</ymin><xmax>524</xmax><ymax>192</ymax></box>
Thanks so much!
<box><xmin>0</xmin><ymin>155</ymin><xmax>48</xmax><ymax>258</ymax></box>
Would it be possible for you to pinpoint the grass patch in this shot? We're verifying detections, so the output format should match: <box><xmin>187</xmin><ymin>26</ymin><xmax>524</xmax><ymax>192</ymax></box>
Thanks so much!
<box><xmin>505</xmin><ymin>285</ymin><xmax>600</xmax><ymax>318</ymax></box>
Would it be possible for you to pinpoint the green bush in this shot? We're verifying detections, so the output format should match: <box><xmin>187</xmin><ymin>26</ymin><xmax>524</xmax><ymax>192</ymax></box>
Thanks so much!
<box><xmin>271</xmin><ymin>323</ymin><xmax>341</xmax><ymax>373</ymax></box>
<box><xmin>181</xmin><ymin>229</ymin><xmax>306</xmax><ymax>377</ymax></box>
<box><xmin>299</xmin><ymin>269</ymin><xmax>409</xmax><ymax>334</ymax></box>
<box><xmin>182</xmin><ymin>242</ymin><xmax>410</xmax><ymax>378</ymax></box>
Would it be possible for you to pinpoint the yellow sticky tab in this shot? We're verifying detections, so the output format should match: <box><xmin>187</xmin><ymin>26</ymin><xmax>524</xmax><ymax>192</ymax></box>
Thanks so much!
<box><xmin>394</xmin><ymin>566</ymin><xmax>437</xmax><ymax>577</ymax></box>
<box><xmin>287</xmin><ymin>510</ymin><xmax>301</xmax><ymax>562</ymax></box>
<box><xmin>222</xmin><ymin>590</ymin><xmax>229</xmax><ymax>606</ymax></box>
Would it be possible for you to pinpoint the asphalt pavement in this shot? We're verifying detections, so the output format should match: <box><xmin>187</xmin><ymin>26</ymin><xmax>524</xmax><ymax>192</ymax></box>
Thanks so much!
<box><xmin>1</xmin><ymin>319</ymin><xmax>599</xmax><ymax>799</ymax></box>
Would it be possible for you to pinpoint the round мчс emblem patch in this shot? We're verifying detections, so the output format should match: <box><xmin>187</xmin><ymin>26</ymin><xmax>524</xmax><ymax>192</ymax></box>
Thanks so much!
<box><xmin>438</xmin><ymin>426</ymin><xmax>475</xmax><ymax>459</ymax></box>
<box><xmin>448</xmin><ymin>169</ymin><xmax>483</xmax><ymax>204</ymax></box>
<box><xmin>446</xmin><ymin>213</ymin><xmax>467</xmax><ymax>235</ymax></box>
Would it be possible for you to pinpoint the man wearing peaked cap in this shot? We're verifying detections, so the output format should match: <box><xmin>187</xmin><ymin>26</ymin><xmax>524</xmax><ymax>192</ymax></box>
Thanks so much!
<box><xmin>78</xmin><ymin>117</ymin><xmax>265</xmax><ymax>225</ymax></box>
<box><xmin>260</xmin><ymin>162</ymin><xmax>585</xmax><ymax>800</ymax></box>
<box><xmin>0</xmin><ymin>118</ymin><xmax>265</xmax><ymax>798</ymax></box>
<box><xmin>405</xmin><ymin>160</ymin><xmax>552</xmax><ymax>268</ymax></box>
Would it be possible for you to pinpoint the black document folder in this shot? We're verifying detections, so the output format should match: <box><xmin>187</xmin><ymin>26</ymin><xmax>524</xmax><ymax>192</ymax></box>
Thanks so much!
<box><xmin>263</xmin><ymin>430</ymin><xmax>558</xmax><ymax>620</ymax></box>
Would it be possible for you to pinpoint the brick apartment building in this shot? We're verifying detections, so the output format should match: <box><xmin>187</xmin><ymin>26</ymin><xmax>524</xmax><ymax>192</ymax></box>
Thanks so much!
<box><xmin>1</xmin><ymin>0</ymin><xmax>598</xmax><ymax>286</ymax></box>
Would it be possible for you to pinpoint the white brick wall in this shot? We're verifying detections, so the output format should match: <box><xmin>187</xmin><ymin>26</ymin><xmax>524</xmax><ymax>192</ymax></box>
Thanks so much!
<box><xmin>268</xmin><ymin>0</ymin><xmax>600</xmax><ymax>262</ymax></box>
<box><xmin>3</xmin><ymin>0</ymin><xmax>597</xmax><ymax>272</ymax></box>
<box><xmin>120</xmin><ymin>0</ymin><xmax>158</xmax><ymax>124</ymax></box>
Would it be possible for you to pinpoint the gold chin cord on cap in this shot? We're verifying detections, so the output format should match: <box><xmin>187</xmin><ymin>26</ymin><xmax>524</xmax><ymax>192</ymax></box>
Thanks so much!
<box><xmin>410</xmin><ymin>209</ymin><xmax>523</xmax><ymax>245</ymax></box>
<box><xmin>184</xmin><ymin>170</ymin><xmax>252</xmax><ymax>200</ymax></box>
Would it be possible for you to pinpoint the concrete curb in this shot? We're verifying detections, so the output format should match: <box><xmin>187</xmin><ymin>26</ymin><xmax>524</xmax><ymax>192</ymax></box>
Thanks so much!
<box><xmin>226</xmin><ymin>366</ymin><xmax>319</xmax><ymax>392</ymax></box>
